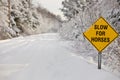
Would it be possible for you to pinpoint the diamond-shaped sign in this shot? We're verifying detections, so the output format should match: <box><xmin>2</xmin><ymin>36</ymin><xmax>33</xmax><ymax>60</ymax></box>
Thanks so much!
<box><xmin>83</xmin><ymin>17</ymin><xmax>119</xmax><ymax>52</ymax></box>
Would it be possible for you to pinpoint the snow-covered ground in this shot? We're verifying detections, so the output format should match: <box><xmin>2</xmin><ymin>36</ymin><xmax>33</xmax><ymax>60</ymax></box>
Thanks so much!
<box><xmin>0</xmin><ymin>33</ymin><xmax>119</xmax><ymax>80</ymax></box>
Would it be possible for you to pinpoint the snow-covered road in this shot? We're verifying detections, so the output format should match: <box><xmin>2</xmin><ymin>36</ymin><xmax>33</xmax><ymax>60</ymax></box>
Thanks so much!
<box><xmin>0</xmin><ymin>33</ymin><xmax>119</xmax><ymax>80</ymax></box>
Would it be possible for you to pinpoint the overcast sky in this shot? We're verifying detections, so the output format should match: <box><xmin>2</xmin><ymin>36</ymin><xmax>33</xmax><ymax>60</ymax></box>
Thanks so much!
<box><xmin>32</xmin><ymin>0</ymin><xmax>64</xmax><ymax>17</ymax></box>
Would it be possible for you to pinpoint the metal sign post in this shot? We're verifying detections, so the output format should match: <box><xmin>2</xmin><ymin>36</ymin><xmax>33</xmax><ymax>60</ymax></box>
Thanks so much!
<box><xmin>98</xmin><ymin>52</ymin><xmax>102</xmax><ymax>69</ymax></box>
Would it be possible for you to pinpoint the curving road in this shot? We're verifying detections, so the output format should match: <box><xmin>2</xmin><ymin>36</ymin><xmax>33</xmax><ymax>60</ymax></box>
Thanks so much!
<box><xmin>0</xmin><ymin>33</ymin><xmax>119</xmax><ymax>80</ymax></box>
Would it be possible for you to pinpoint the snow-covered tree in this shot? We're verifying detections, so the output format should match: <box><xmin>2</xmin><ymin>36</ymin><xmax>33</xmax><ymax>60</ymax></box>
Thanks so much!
<box><xmin>0</xmin><ymin>0</ymin><xmax>61</xmax><ymax>40</ymax></box>
<box><xmin>60</xmin><ymin>0</ymin><xmax>120</xmax><ymax>76</ymax></box>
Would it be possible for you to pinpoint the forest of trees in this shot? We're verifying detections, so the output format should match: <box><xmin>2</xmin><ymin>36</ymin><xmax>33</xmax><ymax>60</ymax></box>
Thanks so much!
<box><xmin>0</xmin><ymin>0</ymin><xmax>61</xmax><ymax>40</ymax></box>
<box><xmin>60</xmin><ymin>0</ymin><xmax>120</xmax><ymax>76</ymax></box>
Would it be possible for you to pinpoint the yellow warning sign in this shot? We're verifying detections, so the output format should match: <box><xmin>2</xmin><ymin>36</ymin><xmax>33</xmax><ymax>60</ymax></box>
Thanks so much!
<box><xmin>83</xmin><ymin>17</ymin><xmax>119</xmax><ymax>52</ymax></box>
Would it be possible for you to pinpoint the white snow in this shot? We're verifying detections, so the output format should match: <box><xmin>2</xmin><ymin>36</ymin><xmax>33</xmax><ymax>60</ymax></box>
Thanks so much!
<box><xmin>0</xmin><ymin>33</ymin><xmax>119</xmax><ymax>80</ymax></box>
